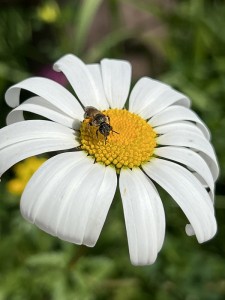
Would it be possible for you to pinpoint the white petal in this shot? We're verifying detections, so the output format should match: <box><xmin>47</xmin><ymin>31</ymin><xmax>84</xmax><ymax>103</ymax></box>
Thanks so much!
<box><xmin>119</xmin><ymin>168</ymin><xmax>165</xmax><ymax>265</ymax></box>
<box><xmin>154</xmin><ymin>146</ymin><xmax>215</xmax><ymax>198</ymax></box>
<box><xmin>185</xmin><ymin>224</ymin><xmax>195</xmax><ymax>236</ymax></box>
<box><xmin>81</xmin><ymin>165</ymin><xmax>117</xmax><ymax>246</ymax></box>
<box><xmin>129</xmin><ymin>77</ymin><xmax>166</xmax><ymax>112</ymax></box>
<box><xmin>154</xmin><ymin>121</ymin><xmax>205</xmax><ymax>137</ymax></box>
<box><xmin>146</xmin><ymin>177</ymin><xmax>166</xmax><ymax>251</ymax></box>
<box><xmin>143</xmin><ymin>158</ymin><xmax>217</xmax><ymax>243</ymax></box>
<box><xmin>1</xmin><ymin>140</ymin><xmax>72</xmax><ymax>178</ymax></box>
<box><xmin>54</xmin><ymin>54</ymin><xmax>109</xmax><ymax>109</ymax></box>
<box><xmin>21</xmin><ymin>152</ymin><xmax>117</xmax><ymax>247</ymax></box>
<box><xmin>150</xmin><ymin>105</ymin><xmax>210</xmax><ymax>139</ymax></box>
<box><xmin>156</xmin><ymin>130</ymin><xmax>219</xmax><ymax>180</ymax></box>
<box><xmin>0</xmin><ymin>120</ymin><xmax>77</xmax><ymax>177</ymax></box>
<box><xmin>0</xmin><ymin>120</ymin><xmax>75</xmax><ymax>149</ymax></box>
<box><xmin>190</xmin><ymin>174</ymin><xmax>214</xmax><ymax>203</ymax></box>
<box><xmin>56</xmin><ymin>162</ymin><xmax>116</xmax><ymax>245</ymax></box>
<box><xmin>86</xmin><ymin>64</ymin><xmax>109</xmax><ymax>110</ymax></box>
<box><xmin>6</xmin><ymin>96</ymin><xmax>75</xmax><ymax>128</ymax></box>
<box><xmin>5</xmin><ymin>77</ymin><xmax>83</xmax><ymax>120</ymax></box>
<box><xmin>101</xmin><ymin>58</ymin><xmax>131</xmax><ymax>108</ymax></box>
<box><xmin>129</xmin><ymin>77</ymin><xmax>190</xmax><ymax>119</ymax></box>
<box><xmin>21</xmin><ymin>152</ymin><xmax>87</xmax><ymax>224</ymax></box>
<box><xmin>192</xmin><ymin>172</ymin><xmax>208</xmax><ymax>187</ymax></box>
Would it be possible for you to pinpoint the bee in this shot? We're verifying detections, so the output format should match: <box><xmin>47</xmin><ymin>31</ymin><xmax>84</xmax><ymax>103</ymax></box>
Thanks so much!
<box><xmin>83</xmin><ymin>106</ymin><xmax>118</xmax><ymax>143</ymax></box>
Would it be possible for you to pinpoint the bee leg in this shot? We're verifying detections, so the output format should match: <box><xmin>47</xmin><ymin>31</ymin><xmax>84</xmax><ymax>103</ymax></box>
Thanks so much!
<box><xmin>87</xmin><ymin>122</ymin><xmax>91</xmax><ymax>133</ymax></box>
<box><xmin>96</xmin><ymin>129</ymin><xmax>99</xmax><ymax>138</ymax></box>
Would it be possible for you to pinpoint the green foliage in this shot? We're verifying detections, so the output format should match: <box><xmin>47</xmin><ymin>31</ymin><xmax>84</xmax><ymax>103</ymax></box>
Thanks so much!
<box><xmin>75</xmin><ymin>0</ymin><xmax>104</xmax><ymax>54</ymax></box>
<box><xmin>0</xmin><ymin>0</ymin><xmax>225</xmax><ymax>299</ymax></box>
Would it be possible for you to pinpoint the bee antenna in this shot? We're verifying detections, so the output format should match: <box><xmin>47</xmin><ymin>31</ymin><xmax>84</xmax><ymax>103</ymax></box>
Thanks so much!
<box><xmin>112</xmin><ymin>130</ymin><xmax>119</xmax><ymax>134</ymax></box>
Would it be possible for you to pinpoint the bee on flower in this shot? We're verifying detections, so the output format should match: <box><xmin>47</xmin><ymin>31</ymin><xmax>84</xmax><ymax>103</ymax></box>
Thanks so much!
<box><xmin>0</xmin><ymin>54</ymin><xmax>219</xmax><ymax>265</ymax></box>
<box><xmin>83</xmin><ymin>106</ymin><xmax>118</xmax><ymax>144</ymax></box>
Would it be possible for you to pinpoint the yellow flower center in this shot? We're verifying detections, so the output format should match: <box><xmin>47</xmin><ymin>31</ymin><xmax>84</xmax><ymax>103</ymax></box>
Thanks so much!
<box><xmin>80</xmin><ymin>109</ymin><xmax>156</xmax><ymax>171</ymax></box>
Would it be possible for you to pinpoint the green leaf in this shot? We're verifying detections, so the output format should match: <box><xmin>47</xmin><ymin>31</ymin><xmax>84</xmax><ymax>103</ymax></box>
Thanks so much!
<box><xmin>75</xmin><ymin>0</ymin><xmax>103</xmax><ymax>54</ymax></box>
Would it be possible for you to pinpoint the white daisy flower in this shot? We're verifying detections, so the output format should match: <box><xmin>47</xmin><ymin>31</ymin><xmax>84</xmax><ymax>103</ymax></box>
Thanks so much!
<box><xmin>0</xmin><ymin>54</ymin><xmax>219</xmax><ymax>266</ymax></box>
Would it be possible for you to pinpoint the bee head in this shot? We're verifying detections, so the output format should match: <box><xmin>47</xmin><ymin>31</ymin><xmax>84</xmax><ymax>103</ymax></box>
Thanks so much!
<box><xmin>99</xmin><ymin>123</ymin><xmax>112</xmax><ymax>137</ymax></box>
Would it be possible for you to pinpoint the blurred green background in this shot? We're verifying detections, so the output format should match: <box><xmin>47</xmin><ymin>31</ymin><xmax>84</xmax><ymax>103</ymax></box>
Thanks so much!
<box><xmin>0</xmin><ymin>0</ymin><xmax>225</xmax><ymax>299</ymax></box>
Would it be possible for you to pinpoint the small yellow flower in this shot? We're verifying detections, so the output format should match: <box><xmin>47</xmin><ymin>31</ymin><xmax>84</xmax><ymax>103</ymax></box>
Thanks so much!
<box><xmin>37</xmin><ymin>1</ymin><xmax>60</xmax><ymax>23</ymax></box>
<box><xmin>7</xmin><ymin>179</ymin><xmax>24</xmax><ymax>196</ymax></box>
